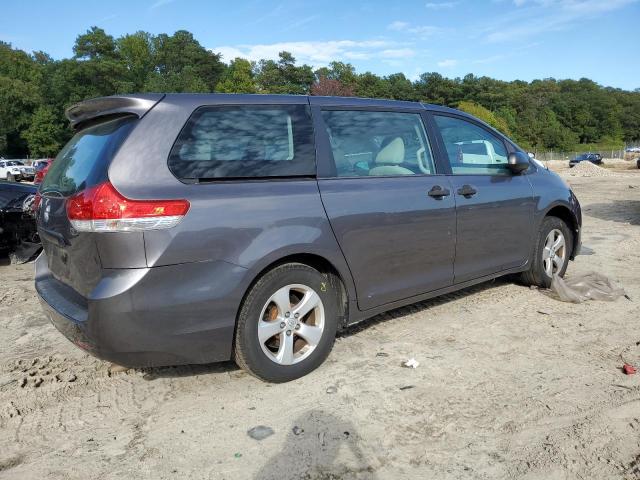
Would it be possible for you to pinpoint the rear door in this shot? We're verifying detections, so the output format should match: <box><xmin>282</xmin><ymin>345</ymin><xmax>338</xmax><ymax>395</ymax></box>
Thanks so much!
<box><xmin>37</xmin><ymin>116</ymin><xmax>139</xmax><ymax>296</ymax></box>
<box><xmin>313</xmin><ymin>105</ymin><xmax>456</xmax><ymax>310</ymax></box>
<box><xmin>430</xmin><ymin>113</ymin><xmax>534</xmax><ymax>284</ymax></box>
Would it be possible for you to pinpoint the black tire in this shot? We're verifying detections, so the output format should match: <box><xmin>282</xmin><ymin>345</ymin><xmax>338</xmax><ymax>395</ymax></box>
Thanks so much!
<box><xmin>520</xmin><ymin>216</ymin><xmax>573</xmax><ymax>288</ymax></box>
<box><xmin>234</xmin><ymin>263</ymin><xmax>340</xmax><ymax>383</ymax></box>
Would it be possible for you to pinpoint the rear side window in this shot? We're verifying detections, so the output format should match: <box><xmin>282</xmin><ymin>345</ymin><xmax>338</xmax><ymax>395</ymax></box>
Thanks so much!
<box><xmin>40</xmin><ymin>116</ymin><xmax>135</xmax><ymax>197</ymax></box>
<box><xmin>168</xmin><ymin>105</ymin><xmax>315</xmax><ymax>180</ymax></box>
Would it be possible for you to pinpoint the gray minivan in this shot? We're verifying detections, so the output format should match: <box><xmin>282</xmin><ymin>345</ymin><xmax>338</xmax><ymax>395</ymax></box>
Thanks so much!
<box><xmin>35</xmin><ymin>94</ymin><xmax>581</xmax><ymax>382</ymax></box>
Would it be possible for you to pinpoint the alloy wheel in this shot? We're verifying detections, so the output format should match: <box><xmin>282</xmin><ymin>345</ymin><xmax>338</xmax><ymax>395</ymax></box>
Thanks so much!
<box><xmin>258</xmin><ymin>284</ymin><xmax>325</xmax><ymax>365</ymax></box>
<box><xmin>542</xmin><ymin>228</ymin><xmax>566</xmax><ymax>277</ymax></box>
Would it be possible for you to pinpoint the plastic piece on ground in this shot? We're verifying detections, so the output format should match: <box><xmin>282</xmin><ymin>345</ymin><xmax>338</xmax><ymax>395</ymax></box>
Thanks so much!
<box><xmin>623</xmin><ymin>364</ymin><xmax>637</xmax><ymax>375</ymax></box>
<box><xmin>549</xmin><ymin>272</ymin><xmax>625</xmax><ymax>303</ymax></box>
<box><xmin>247</xmin><ymin>425</ymin><xmax>274</xmax><ymax>440</ymax></box>
<box><xmin>403</xmin><ymin>358</ymin><xmax>420</xmax><ymax>369</ymax></box>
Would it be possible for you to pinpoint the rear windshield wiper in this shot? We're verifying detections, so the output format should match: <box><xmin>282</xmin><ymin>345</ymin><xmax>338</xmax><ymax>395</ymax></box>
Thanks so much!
<box><xmin>40</xmin><ymin>189</ymin><xmax>65</xmax><ymax>198</ymax></box>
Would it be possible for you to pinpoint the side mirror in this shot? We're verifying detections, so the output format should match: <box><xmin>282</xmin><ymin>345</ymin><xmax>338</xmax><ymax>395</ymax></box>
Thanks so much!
<box><xmin>507</xmin><ymin>152</ymin><xmax>530</xmax><ymax>174</ymax></box>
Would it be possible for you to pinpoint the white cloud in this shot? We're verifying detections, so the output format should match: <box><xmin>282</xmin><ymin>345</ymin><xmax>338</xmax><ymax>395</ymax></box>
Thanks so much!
<box><xmin>437</xmin><ymin>59</ymin><xmax>458</xmax><ymax>67</ymax></box>
<box><xmin>387</xmin><ymin>21</ymin><xmax>444</xmax><ymax>38</ymax></box>
<box><xmin>388</xmin><ymin>21</ymin><xmax>410</xmax><ymax>31</ymax></box>
<box><xmin>150</xmin><ymin>0</ymin><xmax>175</xmax><ymax>9</ymax></box>
<box><xmin>212</xmin><ymin>40</ymin><xmax>412</xmax><ymax>66</ymax></box>
<box><xmin>487</xmin><ymin>0</ymin><xmax>637</xmax><ymax>42</ymax></box>
<box><xmin>425</xmin><ymin>1</ymin><xmax>459</xmax><ymax>9</ymax></box>
<box><xmin>380</xmin><ymin>48</ymin><xmax>416</xmax><ymax>59</ymax></box>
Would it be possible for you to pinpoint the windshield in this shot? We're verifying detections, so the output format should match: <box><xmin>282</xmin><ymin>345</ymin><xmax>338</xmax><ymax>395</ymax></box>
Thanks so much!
<box><xmin>40</xmin><ymin>116</ymin><xmax>135</xmax><ymax>197</ymax></box>
<box><xmin>7</xmin><ymin>161</ymin><xmax>24</xmax><ymax>166</ymax></box>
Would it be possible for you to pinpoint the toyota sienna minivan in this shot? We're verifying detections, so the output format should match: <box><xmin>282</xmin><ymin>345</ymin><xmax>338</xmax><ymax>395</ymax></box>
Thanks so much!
<box><xmin>35</xmin><ymin>94</ymin><xmax>581</xmax><ymax>382</ymax></box>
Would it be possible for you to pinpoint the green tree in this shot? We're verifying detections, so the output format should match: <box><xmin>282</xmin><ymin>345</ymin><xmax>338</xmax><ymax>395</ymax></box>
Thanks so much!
<box><xmin>256</xmin><ymin>52</ymin><xmax>314</xmax><ymax>94</ymax></box>
<box><xmin>150</xmin><ymin>30</ymin><xmax>224</xmax><ymax>91</ymax></box>
<box><xmin>457</xmin><ymin>101</ymin><xmax>512</xmax><ymax>136</ymax></box>
<box><xmin>0</xmin><ymin>42</ymin><xmax>42</xmax><ymax>156</ymax></box>
<box><xmin>386</xmin><ymin>73</ymin><xmax>417</xmax><ymax>101</ymax></box>
<box><xmin>23</xmin><ymin>106</ymin><xmax>66</xmax><ymax>157</ymax></box>
<box><xmin>217</xmin><ymin>58</ymin><xmax>257</xmax><ymax>93</ymax></box>
<box><xmin>355</xmin><ymin>72</ymin><xmax>391</xmax><ymax>98</ymax></box>
<box><xmin>2</xmin><ymin>28</ymin><xmax>640</xmax><ymax>157</ymax></box>
<box><xmin>117</xmin><ymin>31</ymin><xmax>155</xmax><ymax>91</ymax></box>
<box><xmin>73</xmin><ymin>27</ymin><xmax>118</xmax><ymax>60</ymax></box>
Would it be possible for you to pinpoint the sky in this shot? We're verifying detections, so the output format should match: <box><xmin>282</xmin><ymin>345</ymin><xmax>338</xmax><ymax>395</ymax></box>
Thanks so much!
<box><xmin>2</xmin><ymin>0</ymin><xmax>639</xmax><ymax>90</ymax></box>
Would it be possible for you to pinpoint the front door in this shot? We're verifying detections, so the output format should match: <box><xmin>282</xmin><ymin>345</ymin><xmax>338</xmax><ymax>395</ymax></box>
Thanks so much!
<box><xmin>314</xmin><ymin>107</ymin><xmax>456</xmax><ymax>310</ymax></box>
<box><xmin>431</xmin><ymin>113</ymin><xmax>534</xmax><ymax>284</ymax></box>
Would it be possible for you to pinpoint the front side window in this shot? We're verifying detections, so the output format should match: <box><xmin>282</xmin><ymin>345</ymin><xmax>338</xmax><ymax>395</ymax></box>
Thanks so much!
<box><xmin>321</xmin><ymin>110</ymin><xmax>435</xmax><ymax>177</ymax></box>
<box><xmin>433</xmin><ymin>115</ymin><xmax>510</xmax><ymax>175</ymax></box>
<box><xmin>168</xmin><ymin>105</ymin><xmax>315</xmax><ymax>180</ymax></box>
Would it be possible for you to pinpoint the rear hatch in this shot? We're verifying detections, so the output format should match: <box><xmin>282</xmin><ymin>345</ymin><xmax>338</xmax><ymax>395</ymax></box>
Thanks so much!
<box><xmin>37</xmin><ymin>116</ymin><xmax>137</xmax><ymax>296</ymax></box>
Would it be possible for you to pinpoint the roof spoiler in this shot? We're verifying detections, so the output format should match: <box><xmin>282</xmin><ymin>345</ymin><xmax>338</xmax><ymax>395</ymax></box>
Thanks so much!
<box><xmin>65</xmin><ymin>94</ymin><xmax>165</xmax><ymax>129</ymax></box>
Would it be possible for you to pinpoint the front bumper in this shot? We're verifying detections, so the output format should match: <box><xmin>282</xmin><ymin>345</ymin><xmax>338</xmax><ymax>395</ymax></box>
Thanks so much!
<box><xmin>35</xmin><ymin>253</ymin><xmax>249</xmax><ymax>367</ymax></box>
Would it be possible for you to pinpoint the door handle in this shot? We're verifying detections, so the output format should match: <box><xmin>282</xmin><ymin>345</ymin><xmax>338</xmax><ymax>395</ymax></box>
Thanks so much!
<box><xmin>457</xmin><ymin>185</ymin><xmax>477</xmax><ymax>197</ymax></box>
<box><xmin>427</xmin><ymin>185</ymin><xmax>451</xmax><ymax>198</ymax></box>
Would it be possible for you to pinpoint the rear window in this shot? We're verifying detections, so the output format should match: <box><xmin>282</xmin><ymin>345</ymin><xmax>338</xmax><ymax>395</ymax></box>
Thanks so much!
<box><xmin>40</xmin><ymin>116</ymin><xmax>135</xmax><ymax>197</ymax></box>
<box><xmin>168</xmin><ymin>105</ymin><xmax>315</xmax><ymax>180</ymax></box>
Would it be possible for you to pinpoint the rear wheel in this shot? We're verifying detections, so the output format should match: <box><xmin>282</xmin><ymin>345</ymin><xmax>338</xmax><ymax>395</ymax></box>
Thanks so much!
<box><xmin>234</xmin><ymin>263</ymin><xmax>339</xmax><ymax>382</ymax></box>
<box><xmin>521</xmin><ymin>216</ymin><xmax>573</xmax><ymax>288</ymax></box>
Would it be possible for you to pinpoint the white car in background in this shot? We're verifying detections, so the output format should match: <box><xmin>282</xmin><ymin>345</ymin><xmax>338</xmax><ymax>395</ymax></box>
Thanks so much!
<box><xmin>0</xmin><ymin>160</ymin><xmax>35</xmax><ymax>182</ymax></box>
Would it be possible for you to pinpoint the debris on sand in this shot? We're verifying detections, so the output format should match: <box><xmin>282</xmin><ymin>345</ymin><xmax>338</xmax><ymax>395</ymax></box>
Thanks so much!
<box><xmin>402</xmin><ymin>358</ymin><xmax>419</xmax><ymax>369</ymax></box>
<box><xmin>550</xmin><ymin>272</ymin><xmax>625</xmax><ymax>303</ymax></box>
<box><xmin>247</xmin><ymin>425</ymin><xmax>274</xmax><ymax>441</ymax></box>
<box><xmin>108</xmin><ymin>364</ymin><xmax>130</xmax><ymax>375</ymax></box>
<box><xmin>622</xmin><ymin>364</ymin><xmax>637</xmax><ymax>375</ymax></box>
<box><xmin>325</xmin><ymin>385</ymin><xmax>337</xmax><ymax>394</ymax></box>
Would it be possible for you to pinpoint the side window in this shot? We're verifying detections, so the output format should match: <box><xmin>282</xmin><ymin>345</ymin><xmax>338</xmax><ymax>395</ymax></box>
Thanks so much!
<box><xmin>433</xmin><ymin>115</ymin><xmax>510</xmax><ymax>175</ymax></box>
<box><xmin>168</xmin><ymin>105</ymin><xmax>315</xmax><ymax>180</ymax></box>
<box><xmin>320</xmin><ymin>110</ymin><xmax>435</xmax><ymax>177</ymax></box>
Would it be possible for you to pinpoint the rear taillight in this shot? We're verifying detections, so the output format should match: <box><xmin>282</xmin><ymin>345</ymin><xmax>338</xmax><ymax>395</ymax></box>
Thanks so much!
<box><xmin>66</xmin><ymin>182</ymin><xmax>190</xmax><ymax>232</ymax></box>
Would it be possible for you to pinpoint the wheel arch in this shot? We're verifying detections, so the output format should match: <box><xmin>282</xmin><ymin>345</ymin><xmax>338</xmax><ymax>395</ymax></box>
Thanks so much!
<box><xmin>543</xmin><ymin>204</ymin><xmax>580</xmax><ymax>259</ymax></box>
<box><xmin>237</xmin><ymin>252</ymin><xmax>352</xmax><ymax>331</ymax></box>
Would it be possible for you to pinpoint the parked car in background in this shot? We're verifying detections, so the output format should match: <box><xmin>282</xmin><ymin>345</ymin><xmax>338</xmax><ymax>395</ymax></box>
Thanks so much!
<box><xmin>0</xmin><ymin>181</ymin><xmax>40</xmax><ymax>260</ymax></box>
<box><xmin>569</xmin><ymin>153</ymin><xmax>602</xmax><ymax>168</ymax></box>
<box><xmin>35</xmin><ymin>94</ymin><xmax>582</xmax><ymax>382</ymax></box>
<box><xmin>0</xmin><ymin>160</ymin><xmax>35</xmax><ymax>182</ymax></box>
<box><xmin>33</xmin><ymin>159</ymin><xmax>54</xmax><ymax>185</ymax></box>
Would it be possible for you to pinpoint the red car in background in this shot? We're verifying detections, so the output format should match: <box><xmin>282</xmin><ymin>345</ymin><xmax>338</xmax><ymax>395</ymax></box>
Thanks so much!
<box><xmin>33</xmin><ymin>158</ymin><xmax>54</xmax><ymax>185</ymax></box>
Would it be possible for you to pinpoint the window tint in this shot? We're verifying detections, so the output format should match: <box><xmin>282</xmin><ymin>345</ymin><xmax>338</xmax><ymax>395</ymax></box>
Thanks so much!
<box><xmin>434</xmin><ymin>115</ymin><xmax>509</xmax><ymax>175</ymax></box>
<box><xmin>41</xmin><ymin>116</ymin><xmax>135</xmax><ymax>197</ymax></box>
<box><xmin>321</xmin><ymin>110</ymin><xmax>435</xmax><ymax>177</ymax></box>
<box><xmin>168</xmin><ymin>105</ymin><xmax>315</xmax><ymax>180</ymax></box>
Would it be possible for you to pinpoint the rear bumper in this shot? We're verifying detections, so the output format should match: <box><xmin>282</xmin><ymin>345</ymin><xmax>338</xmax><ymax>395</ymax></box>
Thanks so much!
<box><xmin>35</xmin><ymin>253</ymin><xmax>249</xmax><ymax>367</ymax></box>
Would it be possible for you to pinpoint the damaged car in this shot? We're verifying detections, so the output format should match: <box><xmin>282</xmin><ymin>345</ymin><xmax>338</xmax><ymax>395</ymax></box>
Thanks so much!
<box><xmin>0</xmin><ymin>160</ymin><xmax>36</xmax><ymax>182</ymax></box>
<box><xmin>35</xmin><ymin>94</ymin><xmax>582</xmax><ymax>382</ymax></box>
<box><xmin>0</xmin><ymin>181</ymin><xmax>41</xmax><ymax>262</ymax></box>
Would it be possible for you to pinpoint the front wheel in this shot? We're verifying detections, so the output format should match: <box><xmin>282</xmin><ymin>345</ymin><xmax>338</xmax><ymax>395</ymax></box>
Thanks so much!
<box><xmin>521</xmin><ymin>216</ymin><xmax>573</xmax><ymax>288</ymax></box>
<box><xmin>234</xmin><ymin>263</ymin><xmax>339</xmax><ymax>382</ymax></box>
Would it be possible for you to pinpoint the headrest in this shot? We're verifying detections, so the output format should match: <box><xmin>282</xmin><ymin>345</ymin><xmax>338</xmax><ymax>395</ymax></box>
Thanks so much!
<box><xmin>375</xmin><ymin>137</ymin><xmax>405</xmax><ymax>165</ymax></box>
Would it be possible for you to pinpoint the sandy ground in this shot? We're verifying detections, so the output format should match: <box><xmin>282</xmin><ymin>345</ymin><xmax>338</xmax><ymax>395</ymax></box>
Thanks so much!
<box><xmin>1</xmin><ymin>163</ymin><xmax>639</xmax><ymax>480</ymax></box>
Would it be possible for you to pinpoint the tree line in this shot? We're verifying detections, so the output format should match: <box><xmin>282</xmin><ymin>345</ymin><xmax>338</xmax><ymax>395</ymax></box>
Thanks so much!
<box><xmin>1</xmin><ymin>27</ymin><xmax>639</xmax><ymax>158</ymax></box>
